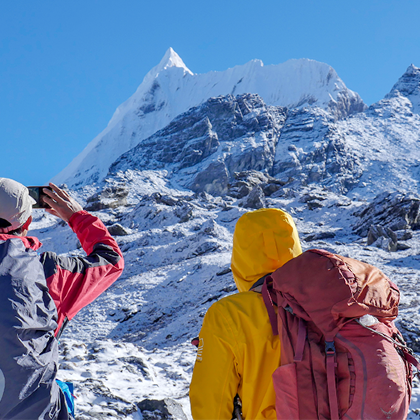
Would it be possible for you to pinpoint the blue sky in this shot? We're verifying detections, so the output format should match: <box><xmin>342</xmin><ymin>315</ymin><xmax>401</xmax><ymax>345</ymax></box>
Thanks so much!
<box><xmin>1</xmin><ymin>0</ymin><xmax>420</xmax><ymax>186</ymax></box>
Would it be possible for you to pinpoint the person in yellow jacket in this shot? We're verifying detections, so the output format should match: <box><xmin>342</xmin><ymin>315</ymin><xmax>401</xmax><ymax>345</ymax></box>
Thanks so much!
<box><xmin>190</xmin><ymin>208</ymin><xmax>302</xmax><ymax>420</ymax></box>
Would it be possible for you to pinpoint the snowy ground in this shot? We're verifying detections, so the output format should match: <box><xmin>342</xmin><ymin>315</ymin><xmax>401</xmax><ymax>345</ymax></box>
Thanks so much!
<box><xmin>30</xmin><ymin>180</ymin><xmax>420</xmax><ymax>419</ymax></box>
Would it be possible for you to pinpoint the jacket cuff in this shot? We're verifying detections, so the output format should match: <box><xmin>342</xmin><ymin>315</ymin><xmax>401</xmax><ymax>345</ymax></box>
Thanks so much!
<box><xmin>68</xmin><ymin>210</ymin><xmax>90</xmax><ymax>229</ymax></box>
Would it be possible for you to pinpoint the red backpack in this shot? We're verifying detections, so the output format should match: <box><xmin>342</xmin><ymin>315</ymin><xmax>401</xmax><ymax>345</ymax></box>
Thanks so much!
<box><xmin>261</xmin><ymin>249</ymin><xmax>419</xmax><ymax>420</ymax></box>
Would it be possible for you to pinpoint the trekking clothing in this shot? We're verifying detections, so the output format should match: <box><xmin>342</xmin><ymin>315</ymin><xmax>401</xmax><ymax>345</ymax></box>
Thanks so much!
<box><xmin>40</xmin><ymin>210</ymin><xmax>124</xmax><ymax>335</ymax></box>
<box><xmin>0</xmin><ymin>210</ymin><xmax>124</xmax><ymax>419</ymax></box>
<box><xmin>231</xmin><ymin>208</ymin><xmax>302</xmax><ymax>293</ymax></box>
<box><xmin>56</xmin><ymin>380</ymin><xmax>75</xmax><ymax>418</ymax></box>
<box><xmin>190</xmin><ymin>208</ymin><xmax>302</xmax><ymax>420</ymax></box>
<box><xmin>0</xmin><ymin>178</ymin><xmax>35</xmax><ymax>233</ymax></box>
<box><xmin>0</xmin><ymin>235</ymin><xmax>69</xmax><ymax>419</ymax></box>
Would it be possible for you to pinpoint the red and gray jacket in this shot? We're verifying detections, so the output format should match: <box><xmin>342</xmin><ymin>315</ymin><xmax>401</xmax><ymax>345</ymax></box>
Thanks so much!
<box><xmin>40</xmin><ymin>210</ymin><xmax>124</xmax><ymax>337</ymax></box>
<box><xmin>0</xmin><ymin>210</ymin><xmax>124</xmax><ymax>419</ymax></box>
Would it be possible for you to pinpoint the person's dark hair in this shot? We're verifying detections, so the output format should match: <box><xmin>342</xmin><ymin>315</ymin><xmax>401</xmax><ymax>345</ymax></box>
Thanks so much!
<box><xmin>0</xmin><ymin>218</ymin><xmax>24</xmax><ymax>235</ymax></box>
<box><xmin>7</xmin><ymin>226</ymin><xmax>25</xmax><ymax>235</ymax></box>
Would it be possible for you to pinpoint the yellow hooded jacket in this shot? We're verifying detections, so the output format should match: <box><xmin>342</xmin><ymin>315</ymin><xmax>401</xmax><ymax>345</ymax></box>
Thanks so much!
<box><xmin>190</xmin><ymin>208</ymin><xmax>302</xmax><ymax>419</ymax></box>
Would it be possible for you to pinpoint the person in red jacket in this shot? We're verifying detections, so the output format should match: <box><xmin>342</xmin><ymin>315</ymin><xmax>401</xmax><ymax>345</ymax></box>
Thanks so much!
<box><xmin>0</xmin><ymin>178</ymin><xmax>124</xmax><ymax>419</ymax></box>
<box><xmin>41</xmin><ymin>182</ymin><xmax>125</xmax><ymax>337</ymax></box>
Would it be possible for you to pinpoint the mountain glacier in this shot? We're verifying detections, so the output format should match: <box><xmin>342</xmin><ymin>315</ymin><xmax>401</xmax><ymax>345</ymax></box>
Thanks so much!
<box><xmin>37</xmin><ymin>53</ymin><xmax>420</xmax><ymax>419</ymax></box>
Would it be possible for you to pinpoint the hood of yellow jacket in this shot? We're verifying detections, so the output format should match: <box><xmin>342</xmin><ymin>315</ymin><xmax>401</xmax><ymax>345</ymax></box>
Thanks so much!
<box><xmin>231</xmin><ymin>208</ymin><xmax>302</xmax><ymax>292</ymax></box>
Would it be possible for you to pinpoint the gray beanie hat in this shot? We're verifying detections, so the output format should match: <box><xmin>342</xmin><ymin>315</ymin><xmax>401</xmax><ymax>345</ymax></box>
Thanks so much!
<box><xmin>0</xmin><ymin>178</ymin><xmax>35</xmax><ymax>233</ymax></box>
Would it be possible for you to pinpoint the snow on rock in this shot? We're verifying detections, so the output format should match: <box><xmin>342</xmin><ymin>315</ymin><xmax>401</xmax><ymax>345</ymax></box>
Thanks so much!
<box><xmin>109</xmin><ymin>93</ymin><xmax>288</xmax><ymax>195</ymax></box>
<box><xmin>33</xmin><ymin>60</ymin><xmax>420</xmax><ymax>418</ymax></box>
<box><xmin>32</xmin><ymin>173</ymin><xmax>420</xmax><ymax>418</ymax></box>
<box><xmin>353</xmin><ymin>192</ymin><xmax>420</xmax><ymax>236</ymax></box>
<box><xmin>386</xmin><ymin>64</ymin><xmax>420</xmax><ymax>114</ymax></box>
<box><xmin>107</xmin><ymin>89</ymin><xmax>420</xmax><ymax>199</ymax></box>
<box><xmin>52</xmin><ymin>49</ymin><xmax>365</xmax><ymax>188</ymax></box>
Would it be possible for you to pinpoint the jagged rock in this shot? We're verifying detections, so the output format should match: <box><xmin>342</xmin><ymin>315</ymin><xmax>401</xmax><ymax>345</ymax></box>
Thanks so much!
<box><xmin>371</xmin><ymin>236</ymin><xmax>398</xmax><ymax>252</ymax></box>
<box><xmin>243</xmin><ymin>185</ymin><xmax>266</xmax><ymax>209</ymax></box>
<box><xmin>353</xmin><ymin>192</ymin><xmax>420</xmax><ymax>237</ymax></box>
<box><xmin>396</xmin><ymin>230</ymin><xmax>413</xmax><ymax>241</ymax></box>
<box><xmin>386</xmin><ymin>64</ymin><xmax>420</xmax><ymax>114</ymax></box>
<box><xmin>85</xmin><ymin>193</ymin><xmax>105</xmax><ymax>211</ymax></box>
<box><xmin>194</xmin><ymin>191</ymin><xmax>214</xmax><ymax>202</ymax></box>
<box><xmin>307</xmin><ymin>200</ymin><xmax>324</xmax><ymax>210</ymax></box>
<box><xmin>111</xmin><ymin>94</ymin><xmax>286</xmax><ymax>186</ymax></box>
<box><xmin>174</xmin><ymin>203</ymin><xmax>193</xmax><ymax>223</ymax></box>
<box><xmin>304</xmin><ymin>231</ymin><xmax>336</xmax><ymax>241</ymax></box>
<box><xmin>271</xmin><ymin>187</ymin><xmax>296</xmax><ymax>198</ymax></box>
<box><xmin>398</xmin><ymin>323</ymin><xmax>420</xmax><ymax>353</ymax></box>
<box><xmin>216</xmin><ymin>266</ymin><xmax>232</xmax><ymax>276</ymax></box>
<box><xmin>142</xmin><ymin>192</ymin><xmax>193</xmax><ymax>222</ymax></box>
<box><xmin>85</xmin><ymin>184</ymin><xmax>129</xmax><ymax>211</ymax></box>
<box><xmin>151</xmin><ymin>193</ymin><xmax>178</xmax><ymax>206</ymax></box>
<box><xmin>228</xmin><ymin>171</ymin><xmax>267</xmax><ymax>198</ymax></box>
<box><xmin>272</xmin><ymin>108</ymin><xmax>363</xmax><ymax>193</ymax></box>
<box><xmin>102</xmin><ymin>184</ymin><xmax>129</xmax><ymax>200</ymax></box>
<box><xmin>300</xmin><ymin>191</ymin><xmax>328</xmax><ymax>203</ymax></box>
<box><xmin>201</xmin><ymin>219</ymin><xmax>218</xmax><ymax>236</ymax></box>
<box><xmin>118</xmin><ymin>356</ymin><xmax>149</xmax><ymax>378</ymax></box>
<box><xmin>228</xmin><ymin>170</ymin><xmax>285</xmax><ymax>199</ymax></box>
<box><xmin>262</xmin><ymin>182</ymin><xmax>283</xmax><ymax>197</ymax></box>
<box><xmin>110</xmin><ymin>94</ymin><xmax>289</xmax><ymax>196</ymax></box>
<box><xmin>367</xmin><ymin>225</ymin><xmax>398</xmax><ymax>245</ymax></box>
<box><xmin>137</xmin><ymin>399</ymin><xmax>187</xmax><ymax>420</ymax></box>
<box><xmin>367</xmin><ymin>225</ymin><xmax>398</xmax><ymax>252</ymax></box>
<box><xmin>236</xmin><ymin>170</ymin><xmax>270</xmax><ymax>184</ymax></box>
<box><xmin>111</xmin><ymin>114</ymin><xmax>219</xmax><ymax>172</ymax></box>
<box><xmin>107</xmin><ymin>92</ymin><xmax>372</xmax><ymax>197</ymax></box>
<box><xmin>107</xmin><ymin>223</ymin><xmax>131</xmax><ymax>236</ymax></box>
<box><xmin>190</xmin><ymin>161</ymin><xmax>229</xmax><ymax>196</ymax></box>
<box><xmin>191</xmin><ymin>241</ymin><xmax>220</xmax><ymax>257</ymax></box>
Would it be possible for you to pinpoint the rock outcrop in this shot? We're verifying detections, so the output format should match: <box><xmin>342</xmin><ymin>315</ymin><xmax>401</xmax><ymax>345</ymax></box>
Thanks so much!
<box><xmin>137</xmin><ymin>399</ymin><xmax>187</xmax><ymax>420</ymax></box>
<box><xmin>353</xmin><ymin>192</ymin><xmax>420</xmax><ymax>237</ymax></box>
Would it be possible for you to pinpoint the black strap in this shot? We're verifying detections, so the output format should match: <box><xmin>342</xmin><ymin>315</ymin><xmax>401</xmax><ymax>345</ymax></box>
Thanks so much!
<box><xmin>56</xmin><ymin>317</ymin><xmax>69</xmax><ymax>341</ymax></box>
<box><xmin>250</xmin><ymin>273</ymin><xmax>272</xmax><ymax>291</ymax></box>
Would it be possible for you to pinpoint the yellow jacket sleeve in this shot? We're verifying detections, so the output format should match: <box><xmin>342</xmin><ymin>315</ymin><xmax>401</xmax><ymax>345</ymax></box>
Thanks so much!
<box><xmin>190</xmin><ymin>301</ymin><xmax>241</xmax><ymax>420</ymax></box>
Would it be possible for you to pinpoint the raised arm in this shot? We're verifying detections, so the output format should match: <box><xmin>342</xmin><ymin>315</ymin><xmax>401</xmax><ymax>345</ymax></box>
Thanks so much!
<box><xmin>40</xmin><ymin>183</ymin><xmax>124</xmax><ymax>335</ymax></box>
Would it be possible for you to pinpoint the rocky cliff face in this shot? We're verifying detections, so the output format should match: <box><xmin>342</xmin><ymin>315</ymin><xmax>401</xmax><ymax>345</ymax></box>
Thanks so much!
<box><xmin>110</xmin><ymin>94</ymin><xmax>288</xmax><ymax>196</ymax></box>
<box><xmin>108</xmin><ymin>83</ymin><xmax>420</xmax><ymax>200</ymax></box>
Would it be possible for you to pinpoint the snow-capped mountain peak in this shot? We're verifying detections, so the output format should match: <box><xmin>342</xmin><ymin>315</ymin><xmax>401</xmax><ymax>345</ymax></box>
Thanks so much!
<box><xmin>386</xmin><ymin>64</ymin><xmax>420</xmax><ymax>113</ymax></box>
<box><xmin>52</xmin><ymin>50</ymin><xmax>365</xmax><ymax>188</ymax></box>
<box><xmin>149</xmin><ymin>47</ymin><xmax>193</xmax><ymax>77</ymax></box>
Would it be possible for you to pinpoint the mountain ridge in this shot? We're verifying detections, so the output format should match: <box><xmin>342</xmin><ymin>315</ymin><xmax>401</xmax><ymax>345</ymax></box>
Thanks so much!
<box><xmin>52</xmin><ymin>49</ymin><xmax>365</xmax><ymax>188</ymax></box>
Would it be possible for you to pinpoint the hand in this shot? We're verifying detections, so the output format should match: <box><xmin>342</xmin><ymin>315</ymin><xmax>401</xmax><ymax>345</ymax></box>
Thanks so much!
<box><xmin>43</xmin><ymin>183</ymin><xmax>84</xmax><ymax>223</ymax></box>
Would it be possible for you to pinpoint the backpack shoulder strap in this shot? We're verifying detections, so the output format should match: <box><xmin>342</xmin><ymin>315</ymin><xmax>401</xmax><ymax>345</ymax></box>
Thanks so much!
<box><xmin>261</xmin><ymin>276</ymin><xmax>278</xmax><ymax>335</ymax></box>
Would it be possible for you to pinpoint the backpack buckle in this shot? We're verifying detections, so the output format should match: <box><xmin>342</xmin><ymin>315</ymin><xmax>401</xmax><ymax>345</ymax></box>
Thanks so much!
<box><xmin>325</xmin><ymin>341</ymin><xmax>336</xmax><ymax>356</ymax></box>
